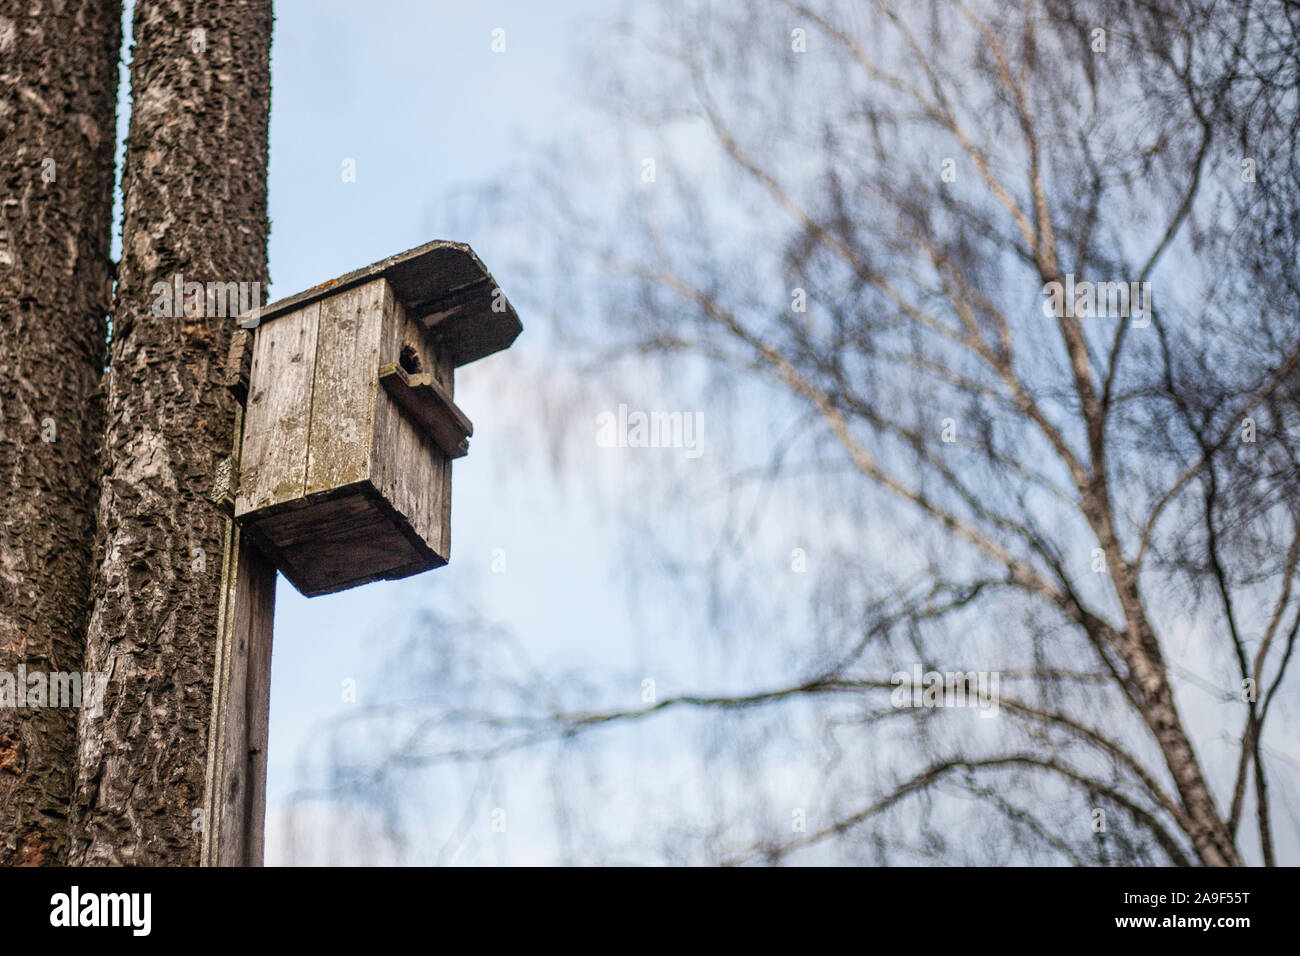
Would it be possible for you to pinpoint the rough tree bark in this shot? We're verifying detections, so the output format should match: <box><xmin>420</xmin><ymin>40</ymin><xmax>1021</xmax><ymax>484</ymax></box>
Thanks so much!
<box><xmin>70</xmin><ymin>0</ymin><xmax>271</xmax><ymax>865</ymax></box>
<box><xmin>0</xmin><ymin>0</ymin><xmax>121</xmax><ymax>866</ymax></box>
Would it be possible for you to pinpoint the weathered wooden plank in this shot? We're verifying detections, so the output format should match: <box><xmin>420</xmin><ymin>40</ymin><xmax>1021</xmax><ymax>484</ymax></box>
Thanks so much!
<box><xmin>369</xmin><ymin>373</ymin><xmax>450</xmax><ymax>564</ymax></box>
<box><xmin>223</xmin><ymin>329</ymin><xmax>253</xmax><ymax>404</ymax></box>
<box><xmin>435</xmin><ymin>350</ymin><xmax>455</xmax><ymax>398</ymax></box>
<box><xmin>377</xmin><ymin>278</ymin><xmax>404</xmax><ymax>372</ymax></box>
<box><xmin>438</xmin><ymin>451</ymin><xmax>452</xmax><ymax>562</ymax></box>
<box><xmin>235</xmin><ymin>303</ymin><xmax>319</xmax><ymax>516</ymax></box>
<box><xmin>205</xmin><ymin>403</ymin><xmax>278</xmax><ymax>867</ymax></box>
<box><xmin>378</xmin><ymin>362</ymin><xmax>472</xmax><ymax>459</ymax></box>
<box><xmin>202</xmin><ymin>517</ymin><xmax>276</xmax><ymax>865</ymax></box>
<box><xmin>305</xmin><ymin>279</ymin><xmax>385</xmax><ymax>495</ymax></box>
<box><xmin>243</xmin><ymin>553</ymin><xmax>276</xmax><ymax>867</ymax></box>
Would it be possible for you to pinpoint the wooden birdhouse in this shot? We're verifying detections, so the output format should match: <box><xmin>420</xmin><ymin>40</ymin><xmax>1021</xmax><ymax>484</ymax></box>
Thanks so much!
<box><xmin>226</xmin><ymin>241</ymin><xmax>521</xmax><ymax>597</ymax></box>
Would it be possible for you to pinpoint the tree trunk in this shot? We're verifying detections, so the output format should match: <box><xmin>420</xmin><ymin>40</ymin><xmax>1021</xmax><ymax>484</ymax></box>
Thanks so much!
<box><xmin>70</xmin><ymin>0</ymin><xmax>271</xmax><ymax>865</ymax></box>
<box><xmin>0</xmin><ymin>0</ymin><xmax>120</xmax><ymax>866</ymax></box>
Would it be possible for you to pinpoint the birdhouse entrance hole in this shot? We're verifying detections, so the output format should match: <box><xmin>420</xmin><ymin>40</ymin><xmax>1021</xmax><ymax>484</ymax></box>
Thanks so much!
<box><xmin>399</xmin><ymin>343</ymin><xmax>422</xmax><ymax>375</ymax></box>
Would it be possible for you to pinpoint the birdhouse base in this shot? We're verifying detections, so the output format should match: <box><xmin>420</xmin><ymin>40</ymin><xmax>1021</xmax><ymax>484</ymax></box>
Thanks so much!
<box><xmin>239</xmin><ymin>482</ymin><xmax>446</xmax><ymax>597</ymax></box>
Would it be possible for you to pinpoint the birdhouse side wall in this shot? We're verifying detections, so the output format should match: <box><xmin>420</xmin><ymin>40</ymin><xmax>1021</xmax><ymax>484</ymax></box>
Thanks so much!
<box><xmin>370</xmin><ymin>292</ymin><xmax>452</xmax><ymax>562</ymax></box>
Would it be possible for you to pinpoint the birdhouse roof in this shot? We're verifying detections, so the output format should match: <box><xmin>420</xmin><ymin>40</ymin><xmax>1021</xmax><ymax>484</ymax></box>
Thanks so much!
<box><xmin>250</xmin><ymin>240</ymin><xmax>522</xmax><ymax>367</ymax></box>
